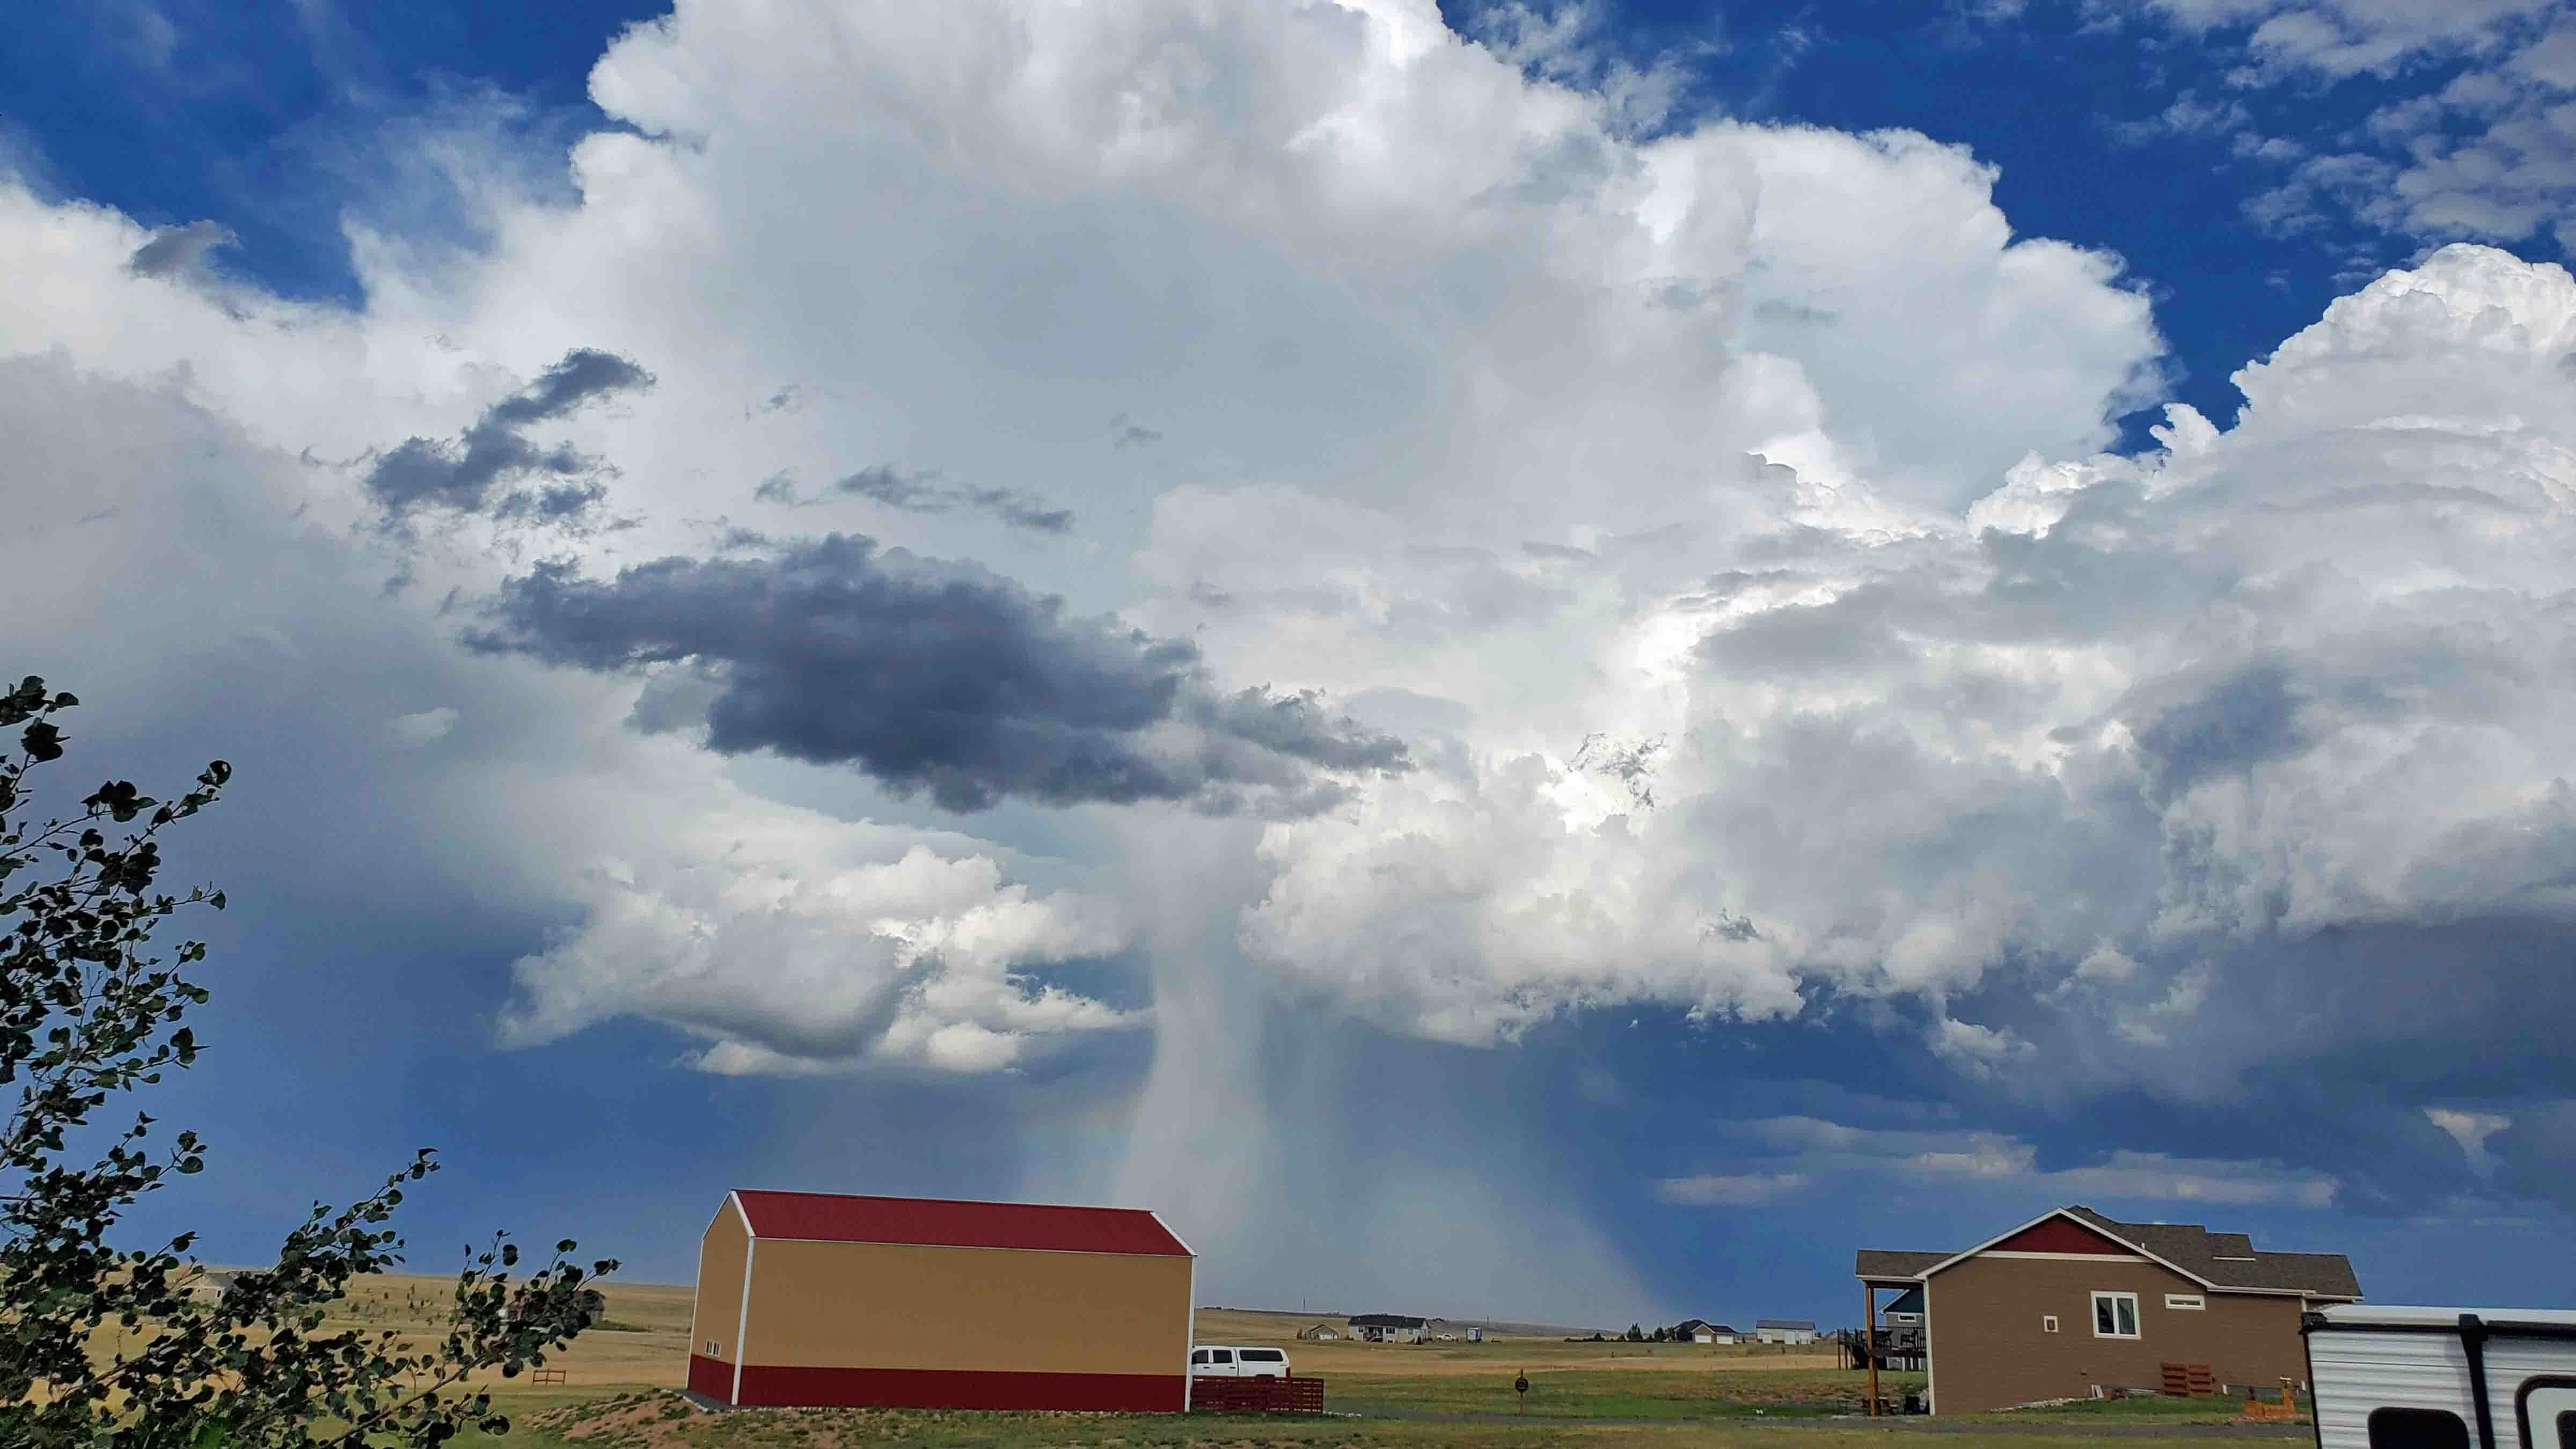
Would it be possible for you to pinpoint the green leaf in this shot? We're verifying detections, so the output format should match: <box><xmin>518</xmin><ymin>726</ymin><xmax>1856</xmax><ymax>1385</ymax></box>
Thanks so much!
<box><xmin>22</xmin><ymin>719</ymin><xmax>64</xmax><ymax>762</ymax></box>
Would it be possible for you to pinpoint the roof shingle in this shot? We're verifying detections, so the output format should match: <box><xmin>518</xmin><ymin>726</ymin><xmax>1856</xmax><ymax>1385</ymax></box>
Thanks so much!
<box><xmin>1855</xmin><ymin>1249</ymin><xmax>1948</xmax><ymax>1279</ymax></box>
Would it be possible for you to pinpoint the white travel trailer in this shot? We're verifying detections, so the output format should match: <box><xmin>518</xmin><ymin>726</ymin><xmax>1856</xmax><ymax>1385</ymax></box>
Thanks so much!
<box><xmin>2306</xmin><ymin>1305</ymin><xmax>2576</xmax><ymax>1449</ymax></box>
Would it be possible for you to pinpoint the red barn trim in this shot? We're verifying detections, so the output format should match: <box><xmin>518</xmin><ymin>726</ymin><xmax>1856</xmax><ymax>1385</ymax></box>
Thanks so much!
<box><xmin>730</xmin><ymin>1190</ymin><xmax>1191</xmax><ymax>1257</ymax></box>
<box><xmin>733</xmin><ymin>1364</ymin><xmax>1187</xmax><ymax>1413</ymax></box>
<box><xmin>686</xmin><ymin>1353</ymin><xmax>734</xmax><ymax>1402</ymax></box>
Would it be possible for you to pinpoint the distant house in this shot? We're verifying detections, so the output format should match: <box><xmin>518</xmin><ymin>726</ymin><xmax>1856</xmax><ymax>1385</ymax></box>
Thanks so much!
<box><xmin>1880</xmin><ymin>1288</ymin><xmax>1924</xmax><ymax>1327</ymax></box>
<box><xmin>1855</xmin><ymin>1202</ymin><xmax>2361</xmax><ymax>1415</ymax></box>
<box><xmin>1673</xmin><ymin>1319</ymin><xmax>1739</xmax><ymax>1345</ymax></box>
<box><xmin>1297</xmin><ymin>1322</ymin><xmax>1341</xmax><ymax>1341</ymax></box>
<box><xmin>1466</xmin><ymin>1326</ymin><xmax>1485</xmax><ymax>1343</ymax></box>
<box><xmin>1349</xmin><ymin>1313</ymin><xmax>1427</xmax><ymax>1344</ymax></box>
<box><xmin>1755</xmin><ymin>1320</ymin><xmax>1818</xmax><ymax>1344</ymax></box>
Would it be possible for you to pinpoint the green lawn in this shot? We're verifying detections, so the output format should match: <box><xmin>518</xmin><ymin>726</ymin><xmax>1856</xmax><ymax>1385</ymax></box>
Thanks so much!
<box><xmin>1329</xmin><ymin>1368</ymin><xmax>1923</xmax><ymax>1421</ymax></box>
<box><xmin>443</xmin><ymin>1405</ymin><xmax>2265</xmax><ymax>1449</ymax></box>
<box><xmin>1975</xmin><ymin>1390</ymin><xmax>2300</xmax><ymax>1423</ymax></box>
<box><xmin>425</xmin><ymin>1370</ymin><xmax>2302</xmax><ymax>1449</ymax></box>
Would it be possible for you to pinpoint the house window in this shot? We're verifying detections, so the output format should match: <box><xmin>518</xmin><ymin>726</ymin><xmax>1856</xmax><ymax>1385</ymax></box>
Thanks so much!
<box><xmin>2043</xmin><ymin>1315</ymin><xmax>2059</xmax><ymax>1333</ymax></box>
<box><xmin>2165</xmin><ymin>1294</ymin><xmax>2205</xmax><ymax>1311</ymax></box>
<box><xmin>2365</xmin><ymin>1407</ymin><xmax>2469</xmax><ymax>1449</ymax></box>
<box><xmin>2091</xmin><ymin>1292</ymin><xmax>2141</xmax><ymax>1338</ymax></box>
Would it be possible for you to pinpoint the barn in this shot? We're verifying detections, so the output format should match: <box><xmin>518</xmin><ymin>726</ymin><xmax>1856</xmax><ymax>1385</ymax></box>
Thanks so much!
<box><xmin>686</xmin><ymin>1189</ymin><xmax>1196</xmax><ymax>1412</ymax></box>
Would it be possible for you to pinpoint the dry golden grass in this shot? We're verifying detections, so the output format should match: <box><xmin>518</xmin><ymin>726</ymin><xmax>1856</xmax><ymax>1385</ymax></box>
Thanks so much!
<box><xmin>67</xmin><ymin>1272</ymin><xmax>702</xmax><ymax>1394</ymax></box>
<box><xmin>1189</xmin><ymin>1312</ymin><xmax>1841</xmax><ymax>1381</ymax></box>
<box><xmin>67</xmin><ymin>1277</ymin><xmax>1840</xmax><ymax>1406</ymax></box>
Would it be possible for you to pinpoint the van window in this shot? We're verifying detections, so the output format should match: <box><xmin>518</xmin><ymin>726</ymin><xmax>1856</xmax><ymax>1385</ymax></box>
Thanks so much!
<box><xmin>1243</xmin><ymin>1350</ymin><xmax>1283</xmax><ymax>1363</ymax></box>
<box><xmin>1211</xmin><ymin>1350</ymin><xmax>1234</xmax><ymax>1365</ymax></box>
<box><xmin>1190</xmin><ymin>1349</ymin><xmax>1208</xmax><ymax>1365</ymax></box>
<box><xmin>2558</xmin><ymin>1409</ymin><xmax>2575</xmax><ymax>1449</ymax></box>
<box><xmin>2365</xmin><ymin>1407</ymin><xmax>2469</xmax><ymax>1449</ymax></box>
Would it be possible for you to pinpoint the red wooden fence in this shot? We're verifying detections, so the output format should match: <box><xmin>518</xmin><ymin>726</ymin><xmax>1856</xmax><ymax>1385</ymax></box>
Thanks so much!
<box><xmin>1190</xmin><ymin>1376</ymin><xmax>1326</xmax><ymax>1414</ymax></box>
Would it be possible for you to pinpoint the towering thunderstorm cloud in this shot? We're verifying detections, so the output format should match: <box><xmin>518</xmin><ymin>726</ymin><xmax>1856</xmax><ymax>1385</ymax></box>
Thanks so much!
<box><xmin>467</xmin><ymin>533</ymin><xmax>1408</xmax><ymax>814</ymax></box>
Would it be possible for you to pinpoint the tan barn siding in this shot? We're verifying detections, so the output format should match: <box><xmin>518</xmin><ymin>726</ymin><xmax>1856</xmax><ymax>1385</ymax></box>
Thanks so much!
<box><xmin>744</xmin><ymin>1239</ymin><xmax>1191</xmax><ymax>1375</ymax></box>
<box><xmin>1929</xmin><ymin>1256</ymin><xmax>2309</xmax><ymax>1413</ymax></box>
<box><xmin>690</xmin><ymin>1202</ymin><xmax>750</xmax><ymax>1363</ymax></box>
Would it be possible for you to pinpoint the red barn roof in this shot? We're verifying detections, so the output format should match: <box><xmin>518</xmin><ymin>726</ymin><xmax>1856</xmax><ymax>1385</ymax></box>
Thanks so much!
<box><xmin>729</xmin><ymin>1189</ymin><xmax>1192</xmax><ymax>1257</ymax></box>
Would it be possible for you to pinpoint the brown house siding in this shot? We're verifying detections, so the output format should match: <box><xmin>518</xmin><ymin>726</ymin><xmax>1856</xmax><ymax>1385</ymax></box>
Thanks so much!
<box><xmin>1929</xmin><ymin>1256</ymin><xmax>2310</xmax><ymax>1413</ymax></box>
<box><xmin>691</xmin><ymin>1202</ymin><xmax>750</xmax><ymax>1364</ymax></box>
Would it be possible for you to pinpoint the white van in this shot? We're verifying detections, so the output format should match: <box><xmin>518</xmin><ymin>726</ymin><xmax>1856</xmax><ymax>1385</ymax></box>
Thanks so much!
<box><xmin>2306</xmin><ymin>1305</ymin><xmax>2576</xmax><ymax>1449</ymax></box>
<box><xmin>1190</xmin><ymin>1345</ymin><xmax>1292</xmax><ymax>1378</ymax></box>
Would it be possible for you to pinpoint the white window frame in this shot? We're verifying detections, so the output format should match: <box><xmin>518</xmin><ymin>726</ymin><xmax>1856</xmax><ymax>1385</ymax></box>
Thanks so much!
<box><xmin>2043</xmin><ymin>1314</ymin><xmax>2059</xmax><ymax>1333</ymax></box>
<box><xmin>2165</xmin><ymin>1294</ymin><xmax>2205</xmax><ymax>1311</ymax></box>
<box><xmin>2091</xmin><ymin>1291</ymin><xmax>2141</xmax><ymax>1339</ymax></box>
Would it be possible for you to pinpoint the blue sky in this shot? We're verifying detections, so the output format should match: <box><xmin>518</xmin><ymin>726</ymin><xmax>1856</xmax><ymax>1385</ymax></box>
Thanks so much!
<box><xmin>6</xmin><ymin>0</ymin><xmax>2576</xmax><ymax>1332</ymax></box>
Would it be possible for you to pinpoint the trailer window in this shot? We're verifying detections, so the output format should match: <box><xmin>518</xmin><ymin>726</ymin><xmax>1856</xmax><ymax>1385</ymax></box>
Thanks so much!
<box><xmin>2365</xmin><ymin>1407</ymin><xmax>2468</xmax><ymax>1449</ymax></box>
<box><xmin>2517</xmin><ymin>1378</ymin><xmax>2576</xmax><ymax>1449</ymax></box>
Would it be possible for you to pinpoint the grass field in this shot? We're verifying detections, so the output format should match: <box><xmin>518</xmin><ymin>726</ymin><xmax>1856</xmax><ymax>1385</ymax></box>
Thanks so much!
<box><xmin>1326</xmin><ymin>1367</ymin><xmax>1915</xmax><ymax>1420</ymax></box>
<box><xmin>69</xmin><ymin>1275</ymin><xmax>2302</xmax><ymax>1447</ymax></box>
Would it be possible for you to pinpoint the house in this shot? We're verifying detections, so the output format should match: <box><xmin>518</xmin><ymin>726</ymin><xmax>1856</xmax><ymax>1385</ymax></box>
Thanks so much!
<box><xmin>1466</xmin><ymin>1326</ymin><xmax>1484</xmax><ymax>1343</ymax></box>
<box><xmin>1756</xmin><ymin>1320</ymin><xmax>1818</xmax><ymax>1344</ymax></box>
<box><xmin>1297</xmin><ymin>1323</ymin><xmax>1341</xmax><ymax>1341</ymax></box>
<box><xmin>1348</xmin><ymin>1313</ymin><xmax>1427</xmax><ymax>1343</ymax></box>
<box><xmin>1673</xmin><ymin>1319</ymin><xmax>1740</xmax><ymax>1345</ymax></box>
<box><xmin>1855</xmin><ymin>1203</ymin><xmax>2361</xmax><ymax>1415</ymax></box>
<box><xmin>687</xmin><ymin>1189</ymin><xmax>1194</xmax><ymax>1411</ymax></box>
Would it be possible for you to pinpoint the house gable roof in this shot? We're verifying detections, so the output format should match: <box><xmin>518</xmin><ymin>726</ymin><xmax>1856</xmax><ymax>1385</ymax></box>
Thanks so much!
<box><xmin>727</xmin><ymin>1189</ymin><xmax>1191</xmax><ymax>1257</ymax></box>
<box><xmin>1855</xmin><ymin>1205</ymin><xmax>2359</xmax><ymax>1299</ymax></box>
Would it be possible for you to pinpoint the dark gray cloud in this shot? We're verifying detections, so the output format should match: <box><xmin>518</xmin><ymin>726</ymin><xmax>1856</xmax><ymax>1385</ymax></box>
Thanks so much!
<box><xmin>362</xmin><ymin>348</ymin><xmax>654</xmax><ymax>521</ymax></box>
<box><xmin>126</xmin><ymin>220</ymin><xmax>236</xmax><ymax>278</ymax></box>
<box><xmin>1108</xmin><ymin>413</ymin><xmax>1162</xmax><ymax>449</ymax></box>
<box><xmin>465</xmin><ymin>533</ymin><xmax>1406</xmax><ymax>813</ymax></box>
<box><xmin>757</xmin><ymin>465</ymin><xmax>1073</xmax><ymax>535</ymax></box>
<box><xmin>1521</xmin><ymin>540</ymin><xmax>1597</xmax><ymax>562</ymax></box>
<box><xmin>835</xmin><ymin>464</ymin><xmax>942</xmax><ymax>511</ymax></box>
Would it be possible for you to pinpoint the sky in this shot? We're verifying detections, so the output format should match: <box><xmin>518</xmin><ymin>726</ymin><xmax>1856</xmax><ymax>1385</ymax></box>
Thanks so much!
<box><xmin>3</xmin><ymin>0</ymin><xmax>2574</xmax><ymax>1333</ymax></box>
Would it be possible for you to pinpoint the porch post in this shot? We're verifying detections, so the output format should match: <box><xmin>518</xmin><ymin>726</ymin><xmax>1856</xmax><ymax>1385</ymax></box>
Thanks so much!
<box><xmin>1865</xmin><ymin>1284</ymin><xmax>1879</xmax><ymax>1417</ymax></box>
